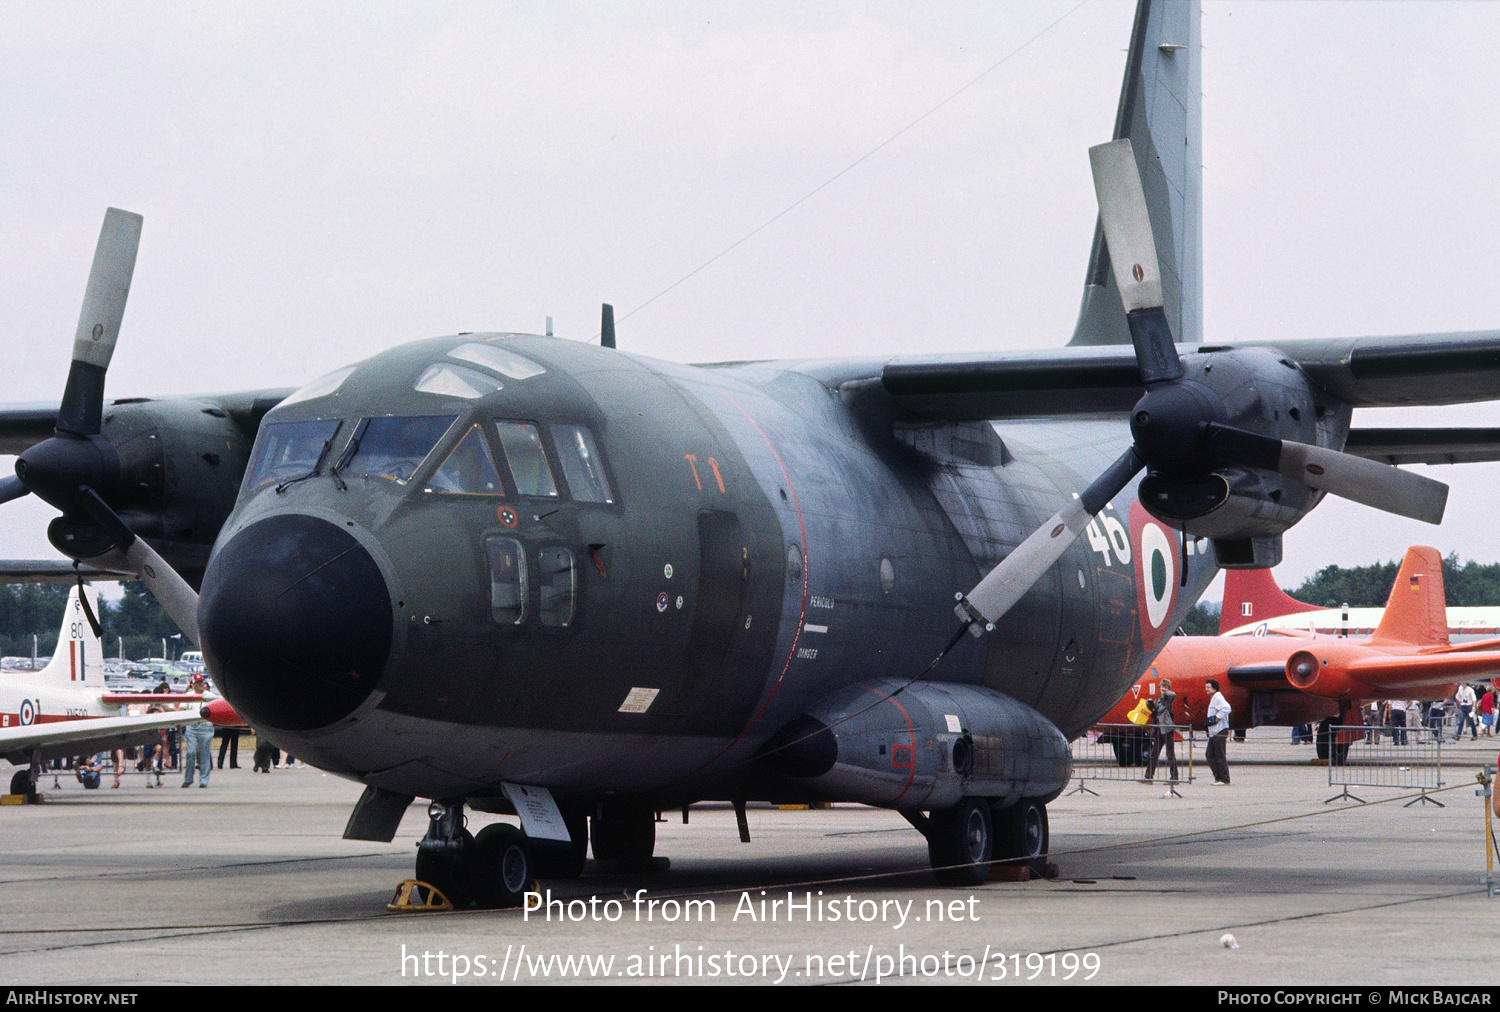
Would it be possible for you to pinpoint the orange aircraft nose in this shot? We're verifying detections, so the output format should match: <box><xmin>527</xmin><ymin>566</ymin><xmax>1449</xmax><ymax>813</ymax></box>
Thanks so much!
<box><xmin>199</xmin><ymin>697</ymin><xmax>245</xmax><ymax>727</ymax></box>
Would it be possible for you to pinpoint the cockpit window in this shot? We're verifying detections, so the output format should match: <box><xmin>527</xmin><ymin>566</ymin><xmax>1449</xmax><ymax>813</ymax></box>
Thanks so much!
<box><xmin>450</xmin><ymin>343</ymin><xmax>546</xmax><ymax>380</ymax></box>
<box><xmin>246</xmin><ymin>419</ymin><xmax>342</xmax><ymax>489</ymax></box>
<box><xmin>343</xmin><ymin>415</ymin><xmax>457</xmax><ymax>484</ymax></box>
<box><xmin>414</xmin><ymin>363</ymin><xmax>503</xmax><ymax>400</ymax></box>
<box><xmin>423</xmin><ymin>424</ymin><xmax>504</xmax><ymax>496</ymax></box>
<box><xmin>494</xmin><ymin>421</ymin><xmax>558</xmax><ymax>497</ymax></box>
<box><xmin>550</xmin><ymin>424</ymin><xmax>613</xmax><ymax>503</ymax></box>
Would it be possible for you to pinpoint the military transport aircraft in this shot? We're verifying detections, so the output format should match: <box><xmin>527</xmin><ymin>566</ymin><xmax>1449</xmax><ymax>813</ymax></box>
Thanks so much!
<box><xmin>1</xmin><ymin>0</ymin><xmax>1499</xmax><ymax>905</ymax></box>
<box><xmin>1099</xmin><ymin>546</ymin><xmax>1500</xmax><ymax>764</ymax></box>
<box><xmin>0</xmin><ymin>585</ymin><xmax>208</xmax><ymax>795</ymax></box>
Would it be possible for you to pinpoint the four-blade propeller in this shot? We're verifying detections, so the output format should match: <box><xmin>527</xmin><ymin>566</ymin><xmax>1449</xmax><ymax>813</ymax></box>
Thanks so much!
<box><xmin>955</xmin><ymin>139</ymin><xmax>1448</xmax><ymax>634</ymax></box>
<box><xmin>5</xmin><ymin>209</ymin><xmax>201</xmax><ymax>644</ymax></box>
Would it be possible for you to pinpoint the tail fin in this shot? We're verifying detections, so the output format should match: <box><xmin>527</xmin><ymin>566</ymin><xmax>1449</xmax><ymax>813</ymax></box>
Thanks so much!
<box><xmin>1069</xmin><ymin>0</ymin><xmax>1201</xmax><ymax>348</ymax></box>
<box><xmin>1369</xmin><ymin>546</ymin><xmax>1449</xmax><ymax>647</ymax></box>
<box><xmin>33</xmin><ymin>586</ymin><xmax>104</xmax><ymax>687</ymax></box>
<box><xmin>1219</xmin><ymin>567</ymin><xmax>1322</xmax><ymax>634</ymax></box>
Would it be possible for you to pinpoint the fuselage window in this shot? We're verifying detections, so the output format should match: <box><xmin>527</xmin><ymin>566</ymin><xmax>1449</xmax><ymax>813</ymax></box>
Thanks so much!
<box><xmin>246</xmin><ymin>419</ymin><xmax>342</xmax><ymax>489</ymax></box>
<box><xmin>344</xmin><ymin>415</ymin><xmax>457</xmax><ymax>484</ymax></box>
<box><xmin>495</xmin><ymin>421</ymin><xmax>558</xmax><ymax>497</ymax></box>
<box><xmin>550</xmin><ymin>424</ymin><xmax>614</xmax><ymax>503</ymax></box>
<box><xmin>538</xmin><ymin>547</ymin><xmax>576</xmax><ymax>627</ymax></box>
<box><xmin>424</xmin><ymin>424</ymin><xmax>504</xmax><ymax>496</ymax></box>
<box><xmin>486</xmin><ymin>536</ymin><xmax>527</xmax><ymax>625</ymax></box>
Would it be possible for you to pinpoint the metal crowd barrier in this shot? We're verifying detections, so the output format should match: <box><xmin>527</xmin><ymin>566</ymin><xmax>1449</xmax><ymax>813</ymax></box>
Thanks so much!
<box><xmin>1324</xmin><ymin>724</ymin><xmax>1443</xmax><ymax>805</ymax></box>
<box><xmin>1070</xmin><ymin>723</ymin><xmax>1194</xmax><ymax>796</ymax></box>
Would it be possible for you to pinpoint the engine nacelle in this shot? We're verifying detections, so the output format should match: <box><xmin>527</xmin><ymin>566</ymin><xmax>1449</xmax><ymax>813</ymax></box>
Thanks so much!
<box><xmin>1285</xmin><ymin>645</ymin><xmax>1455</xmax><ymax>700</ymax></box>
<box><xmin>757</xmin><ymin>679</ymin><xmax>1071</xmax><ymax>810</ymax></box>
<box><xmin>50</xmin><ymin>399</ymin><xmax>256</xmax><ymax>586</ymax></box>
<box><xmin>1137</xmin><ymin>347</ymin><xmax>1351</xmax><ymax>542</ymax></box>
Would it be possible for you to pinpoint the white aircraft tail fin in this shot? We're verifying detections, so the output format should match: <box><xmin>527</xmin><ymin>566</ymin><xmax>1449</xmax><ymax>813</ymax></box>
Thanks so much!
<box><xmin>32</xmin><ymin>586</ymin><xmax>104</xmax><ymax>688</ymax></box>
<box><xmin>1069</xmin><ymin>0</ymin><xmax>1201</xmax><ymax>348</ymax></box>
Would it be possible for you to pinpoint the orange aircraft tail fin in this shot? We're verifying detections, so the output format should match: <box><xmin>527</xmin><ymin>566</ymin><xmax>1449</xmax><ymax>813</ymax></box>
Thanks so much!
<box><xmin>1218</xmin><ymin>567</ymin><xmax>1321</xmax><ymax>634</ymax></box>
<box><xmin>1369</xmin><ymin>546</ymin><xmax>1449</xmax><ymax>647</ymax></box>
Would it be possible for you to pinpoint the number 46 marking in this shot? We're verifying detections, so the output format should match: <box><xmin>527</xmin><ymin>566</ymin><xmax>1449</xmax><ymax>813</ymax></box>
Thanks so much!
<box><xmin>1076</xmin><ymin>494</ymin><xmax>1130</xmax><ymax>566</ymax></box>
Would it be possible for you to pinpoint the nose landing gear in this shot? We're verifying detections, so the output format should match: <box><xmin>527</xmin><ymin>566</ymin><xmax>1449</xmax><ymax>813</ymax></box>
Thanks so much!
<box><xmin>415</xmin><ymin>800</ymin><xmax>537</xmax><ymax>909</ymax></box>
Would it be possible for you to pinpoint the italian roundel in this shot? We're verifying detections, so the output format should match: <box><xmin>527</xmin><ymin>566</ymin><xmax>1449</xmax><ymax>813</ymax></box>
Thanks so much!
<box><xmin>1130</xmin><ymin>500</ymin><xmax>1181</xmax><ymax>653</ymax></box>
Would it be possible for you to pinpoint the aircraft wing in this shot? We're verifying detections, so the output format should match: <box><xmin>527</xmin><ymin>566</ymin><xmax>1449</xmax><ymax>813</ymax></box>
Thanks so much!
<box><xmin>0</xmin><ymin>390</ymin><xmax>295</xmax><ymax>456</ymax></box>
<box><xmin>100</xmin><ymin>692</ymin><xmax>215</xmax><ymax>705</ymax></box>
<box><xmin>1342</xmin><ymin>652</ymin><xmax>1500</xmax><ymax>690</ymax></box>
<box><xmin>0</xmin><ymin>404</ymin><xmax>58</xmax><ymax>456</ymax></box>
<box><xmin>1343</xmin><ymin>429</ymin><xmax>1500</xmax><ymax>466</ymax></box>
<box><xmin>873</xmin><ymin>332</ymin><xmax>1500</xmax><ymax>455</ymax></box>
<box><xmin>0</xmin><ymin>710</ymin><xmax>205</xmax><ymax>766</ymax></box>
<box><xmin>0</xmin><ymin>561</ymin><xmax>127</xmax><ymax>583</ymax></box>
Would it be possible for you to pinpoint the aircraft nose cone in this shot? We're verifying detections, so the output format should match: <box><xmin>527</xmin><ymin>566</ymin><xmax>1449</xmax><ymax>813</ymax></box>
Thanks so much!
<box><xmin>199</xmin><ymin>514</ymin><xmax>393</xmax><ymax>732</ymax></box>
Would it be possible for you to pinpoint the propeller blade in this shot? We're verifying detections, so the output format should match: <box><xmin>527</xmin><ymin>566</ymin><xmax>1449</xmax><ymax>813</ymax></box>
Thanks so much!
<box><xmin>78</xmin><ymin>487</ymin><xmax>200</xmax><ymax>645</ymax></box>
<box><xmin>1088</xmin><ymin>139</ymin><xmax>1182</xmax><ymax>386</ymax></box>
<box><xmin>1201</xmin><ymin>423</ymin><xmax>1448</xmax><ymax>524</ymax></box>
<box><xmin>1277</xmin><ymin>440</ymin><xmax>1448</xmax><ymax>525</ymax></box>
<box><xmin>57</xmin><ymin>208</ymin><xmax>142</xmax><ymax>436</ymax></box>
<box><xmin>957</xmin><ymin>446</ymin><xmax>1145</xmax><ymax>631</ymax></box>
<box><xmin>0</xmin><ymin>475</ymin><xmax>29</xmax><ymax>506</ymax></box>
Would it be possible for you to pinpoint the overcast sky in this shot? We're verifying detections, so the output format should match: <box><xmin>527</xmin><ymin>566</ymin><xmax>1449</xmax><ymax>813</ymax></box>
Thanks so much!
<box><xmin>2</xmin><ymin>1</ymin><xmax>1497</xmax><ymax>597</ymax></box>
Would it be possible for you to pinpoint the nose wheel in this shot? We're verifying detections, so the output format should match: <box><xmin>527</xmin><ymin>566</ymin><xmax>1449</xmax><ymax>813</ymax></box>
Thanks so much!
<box><xmin>473</xmin><ymin>823</ymin><xmax>536</xmax><ymax>909</ymax></box>
<box><xmin>417</xmin><ymin>801</ymin><xmax>539</xmax><ymax>909</ymax></box>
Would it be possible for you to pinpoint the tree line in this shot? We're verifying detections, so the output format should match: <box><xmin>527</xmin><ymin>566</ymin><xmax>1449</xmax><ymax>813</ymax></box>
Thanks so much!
<box><xmin>0</xmin><ymin>582</ymin><xmax>184</xmax><ymax>661</ymax></box>
<box><xmin>1176</xmin><ymin>553</ymin><xmax>1500</xmax><ymax>637</ymax></box>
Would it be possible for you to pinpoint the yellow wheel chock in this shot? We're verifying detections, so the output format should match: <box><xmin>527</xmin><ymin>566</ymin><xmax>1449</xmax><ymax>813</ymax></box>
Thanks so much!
<box><xmin>388</xmin><ymin>879</ymin><xmax>454</xmax><ymax>911</ymax></box>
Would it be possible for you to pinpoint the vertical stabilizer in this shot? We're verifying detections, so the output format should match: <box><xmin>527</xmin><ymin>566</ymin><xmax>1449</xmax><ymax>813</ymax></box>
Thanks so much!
<box><xmin>1218</xmin><ymin>567</ymin><xmax>1321</xmax><ymax>635</ymax></box>
<box><xmin>33</xmin><ymin>586</ymin><xmax>104</xmax><ymax>687</ymax></box>
<box><xmin>1369</xmin><ymin>547</ymin><xmax>1449</xmax><ymax>647</ymax></box>
<box><xmin>1069</xmin><ymin>0</ymin><xmax>1201</xmax><ymax>348</ymax></box>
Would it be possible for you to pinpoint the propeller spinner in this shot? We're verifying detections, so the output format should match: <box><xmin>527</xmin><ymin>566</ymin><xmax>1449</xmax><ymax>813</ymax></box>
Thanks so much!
<box><xmin>955</xmin><ymin>139</ymin><xmax>1448</xmax><ymax>634</ymax></box>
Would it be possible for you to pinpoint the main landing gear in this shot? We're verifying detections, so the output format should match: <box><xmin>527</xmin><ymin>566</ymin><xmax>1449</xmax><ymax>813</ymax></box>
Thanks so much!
<box><xmin>1315</xmin><ymin>717</ymin><xmax>1351</xmax><ymax>766</ymax></box>
<box><xmin>914</xmin><ymin>796</ymin><xmax>1050</xmax><ymax>885</ymax></box>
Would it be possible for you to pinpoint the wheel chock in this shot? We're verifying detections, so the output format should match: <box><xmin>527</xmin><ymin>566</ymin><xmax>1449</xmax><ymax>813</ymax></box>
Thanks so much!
<box><xmin>388</xmin><ymin>879</ymin><xmax>454</xmax><ymax>911</ymax></box>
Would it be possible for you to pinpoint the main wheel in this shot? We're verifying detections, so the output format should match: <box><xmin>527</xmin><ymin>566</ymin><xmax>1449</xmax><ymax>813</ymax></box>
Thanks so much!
<box><xmin>591</xmin><ymin>802</ymin><xmax>655</xmax><ymax>867</ymax></box>
<box><xmin>1315</xmin><ymin>718</ymin><xmax>1334</xmax><ymax>761</ymax></box>
<box><xmin>994</xmin><ymin>798</ymin><xmax>1049</xmax><ymax>876</ymax></box>
<box><xmin>473</xmin><ymin>824</ymin><xmax>534</xmax><ymax>908</ymax></box>
<box><xmin>414</xmin><ymin>828</ymin><xmax>476</xmax><ymax>909</ymax></box>
<box><xmin>1111</xmin><ymin>730</ymin><xmax>1147</xmax><ymax>767</ymax></box>
<box><xmin>927</xmin><ymin>797</ymin><xmax>993</xmax><ymax>886</ymax></box>
<box><xmin>9</xmin><ymin>770</ymin><xmax>33</xmax><ymax>798</ymax></box>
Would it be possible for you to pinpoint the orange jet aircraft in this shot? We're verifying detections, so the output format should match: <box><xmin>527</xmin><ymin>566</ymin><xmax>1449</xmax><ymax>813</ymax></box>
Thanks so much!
<box><xmin>1099</xmin><ymin>546</ymin><xmax>1500</xmax><ymax>763</ymax></box>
